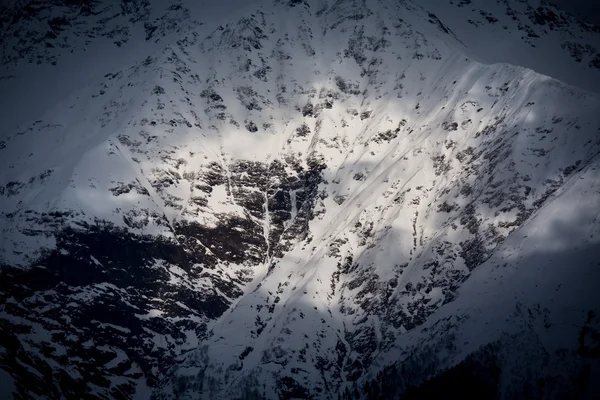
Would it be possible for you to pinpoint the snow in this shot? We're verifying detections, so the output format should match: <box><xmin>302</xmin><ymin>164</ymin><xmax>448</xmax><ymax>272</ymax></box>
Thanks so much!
<box><xmin>89</xmin><ymin>255</ymin><xmax>103</xmax><ymax>266</ymax></box>
<box><xmin>408</xmin><ymin>0</ymin><xmax>600</xmax><ymax>93</ymax></box>
<box><xmin>133</xmin><ymin>376</ymin><xmax>154</xmax><ymax>400</ymax></box>
<box><xmin>91</xmin><ymin>321</ymin><xmax>132</xmax><ymax>334</ymax></box>
<box><xmin>0</xmin><ymin>368</ymin><xmax>15</xmax><ymax>400</ymax></box>
<box><xmin>136</xmin><ymin>309</ymin><xmax>165</xmax><ymax>320</ymax></box>
<box><xmin>1</xmin><ymin>0</ymin><xmax>600</xmax><ymax>398</ymax></box>
<box><xmin>102</xmin><ymin>347</ymin><xmax>130</xmax><ymax>370</ymax></box>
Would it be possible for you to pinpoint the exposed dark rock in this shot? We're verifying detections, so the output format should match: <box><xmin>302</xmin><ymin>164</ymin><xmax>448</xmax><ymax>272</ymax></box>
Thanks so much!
<box><xmin>0</xmin><ymin>221</ymin><xmax>232</xmax><ymax>398</ymax></box>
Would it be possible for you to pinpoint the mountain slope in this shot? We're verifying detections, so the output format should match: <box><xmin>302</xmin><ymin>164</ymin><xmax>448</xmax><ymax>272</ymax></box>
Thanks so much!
<box><xmin>1</xmin><ymin>0</ymin><xmax>599</xmax><ymax>399</ymax></box>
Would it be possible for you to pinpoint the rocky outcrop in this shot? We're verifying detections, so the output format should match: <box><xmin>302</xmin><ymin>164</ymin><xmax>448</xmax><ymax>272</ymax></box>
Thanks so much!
<box><xmin>1</xmin><ymin>0</ymin><xmax>600</xmax><ymax>399</ymax></box>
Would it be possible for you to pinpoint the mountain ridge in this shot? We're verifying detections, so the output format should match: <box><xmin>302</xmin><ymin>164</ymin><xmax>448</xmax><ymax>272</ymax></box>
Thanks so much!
<box><xmin>1</xmin><ymin>0</ymin><xmax>599</xmax><ymax>399</ymax></box>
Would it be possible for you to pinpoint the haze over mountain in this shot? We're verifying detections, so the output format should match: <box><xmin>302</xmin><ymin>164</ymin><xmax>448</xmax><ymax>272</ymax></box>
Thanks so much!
<box><xmin>1</xmin><ymin>0</ymin><xmax>599</xmax><ymax>399</ymax></box>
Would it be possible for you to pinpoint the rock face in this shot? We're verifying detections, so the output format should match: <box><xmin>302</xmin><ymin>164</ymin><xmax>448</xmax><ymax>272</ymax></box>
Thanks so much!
<box><xmin>1</xmin><ymin>0</ymin><xmax>600</xmax><ymax>399</ymax></box>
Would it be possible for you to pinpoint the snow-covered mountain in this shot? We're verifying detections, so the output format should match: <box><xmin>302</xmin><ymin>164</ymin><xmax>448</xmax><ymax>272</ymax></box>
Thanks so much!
<box><xmin>1</xmin><ymin>0</ymin><xmax>599</xmax><ymax>399</ymax></box>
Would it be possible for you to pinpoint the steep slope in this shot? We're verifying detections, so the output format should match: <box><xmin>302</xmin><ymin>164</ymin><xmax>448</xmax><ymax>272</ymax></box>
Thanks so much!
<box><xmin>361</xmin><ymin>159</ymin><xmax>600</xmax><ymax>400</ymax></box>
<box><xmin>413</xmin><ymin>0</ymin><xmax>600</xmax><ymax>92</ymax></box>
<box><xmin>0</xmin><ymin>0</ymin><xmax>599</xmax><ymax>399</ymax></box>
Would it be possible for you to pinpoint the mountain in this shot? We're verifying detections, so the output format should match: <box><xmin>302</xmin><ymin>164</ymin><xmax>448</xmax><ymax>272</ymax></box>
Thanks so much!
<box><xmin>1</xmin><ymin>0</ymin><xmax>599</xmax><ymax>399</ymax></box>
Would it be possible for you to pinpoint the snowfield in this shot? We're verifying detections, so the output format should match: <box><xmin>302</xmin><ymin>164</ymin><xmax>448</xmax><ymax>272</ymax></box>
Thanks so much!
<box><xmin>0</xmin><ymin>0</ymin><xmax>599</xmax><ymax>398</ymax></box>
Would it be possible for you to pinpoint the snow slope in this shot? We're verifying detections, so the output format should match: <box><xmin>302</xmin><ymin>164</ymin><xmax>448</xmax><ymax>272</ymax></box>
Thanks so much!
<box><xmin>0</xmin><ymin>0</ymin><xmax>599</xmax><ymax>399</ymax></box>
